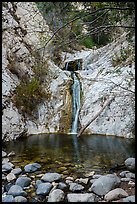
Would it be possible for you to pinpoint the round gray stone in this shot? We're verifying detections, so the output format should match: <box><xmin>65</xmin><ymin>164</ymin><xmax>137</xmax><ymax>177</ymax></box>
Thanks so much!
<box><xmin>7</xmin><ymin>185</ymin><xmax>27</xmax><ymax>197</ymax></box>
<box><xmin>15</xmin><ymin>176</ymin><xmax>31</xmax><ymax>188</ymax></box>
<box><xmin>124</xmin><ymin>158</ymin><xmax>135</xmax><ymax>172</ymax></box>
<box><xmin>11</xmin><ymin>168</ymin><xmax>22</xmax><ymax>175</ymax></box>
<box><xmin>2</xmin><ymin>163</ymin><xmax>13</xmax><ymax>172</ymax></box>
<box><xmin>41</xmin><ymin>172</ymin><xmax>62</xmax><ymax>182</ymax></box>
<box><xmin>24</xmin><ymin>163</ymin><xmax>41</xmax><ymax>173</ymax></box>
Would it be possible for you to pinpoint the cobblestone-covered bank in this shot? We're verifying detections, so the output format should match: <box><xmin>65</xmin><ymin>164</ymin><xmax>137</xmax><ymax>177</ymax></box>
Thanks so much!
<box><xmin>2</xmin><ymin>150</ymin><xmax>135</xmax><ymax>202</ymax></box>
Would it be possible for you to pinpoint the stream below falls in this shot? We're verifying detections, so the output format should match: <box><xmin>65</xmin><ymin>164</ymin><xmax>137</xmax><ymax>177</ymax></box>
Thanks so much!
<box><xmin>3</xmin><ymin>134</ymin><xmax>135</xmax><ymax>177</ymax></box>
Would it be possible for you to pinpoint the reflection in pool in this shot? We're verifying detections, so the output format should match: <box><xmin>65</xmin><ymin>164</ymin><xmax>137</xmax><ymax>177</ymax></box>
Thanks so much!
<box><xmin>3</xmin><ymin>134</ymin><xmax>135</xmax><ymax>177</ymax></box>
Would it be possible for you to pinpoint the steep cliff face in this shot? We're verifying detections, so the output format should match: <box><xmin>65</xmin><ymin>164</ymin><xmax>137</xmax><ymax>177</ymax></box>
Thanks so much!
<box><xmin>2</xmin><ymin>2</ymin><xmax>135</xmax><ymax>141</ymax></box>
<box><xmin>64</xmin><ymin>32</ymin><xmax>135</xmax><ymax>138</ymax></box>
<box><xmin>2</xmin><ymin>2</ymin><xmax>72</xmax><ymax>141</ymax></box>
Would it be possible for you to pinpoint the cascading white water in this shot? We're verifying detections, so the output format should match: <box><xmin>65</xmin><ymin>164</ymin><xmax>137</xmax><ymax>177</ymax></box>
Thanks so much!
<box><xmin>71</xmin><ymin>72</ymin><xmax>81</xmax><ymax>134</ymax></box>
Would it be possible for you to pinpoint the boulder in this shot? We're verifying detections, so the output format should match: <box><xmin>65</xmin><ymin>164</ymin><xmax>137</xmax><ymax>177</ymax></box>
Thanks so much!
<box><xmin>90</xmin><ymin>174</ymin><xmax>120</xmax><ymax>196</ymax></box>
<box><xmin>124</xmin><ymin>158</ymin><xmax>135</xmax><ymax>172</ymax></box>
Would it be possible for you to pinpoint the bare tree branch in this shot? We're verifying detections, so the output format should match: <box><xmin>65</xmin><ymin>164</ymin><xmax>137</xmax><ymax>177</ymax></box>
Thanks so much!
<box><xmin>38</xmin><ymin>6</ymin><xmax>134</xmax><ymax>50</ymax></box>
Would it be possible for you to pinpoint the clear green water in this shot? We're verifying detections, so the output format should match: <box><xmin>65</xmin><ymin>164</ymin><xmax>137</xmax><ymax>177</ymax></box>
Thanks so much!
<box><xmin>3</xmin><ymin>134</ymin><xmax>135</xmax><ymax>177</ymax></box>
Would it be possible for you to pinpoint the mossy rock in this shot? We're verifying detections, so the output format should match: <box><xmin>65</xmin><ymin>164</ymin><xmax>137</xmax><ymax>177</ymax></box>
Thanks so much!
<box><xmin>58</xmin><ymin>166</ymin><xmax>67</xmax><ymax>172</ymax></box>
<box><xmin>62</xmin><ymin>170</ymin><xmax>69</xmax><ymax>175</ymax></box>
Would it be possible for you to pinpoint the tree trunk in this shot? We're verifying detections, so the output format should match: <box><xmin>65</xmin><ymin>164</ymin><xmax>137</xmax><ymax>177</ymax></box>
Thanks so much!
<box><xmin>77</xmin><ymin>96</ymin><xmax>115</xmax><ymax>137</ymax></box>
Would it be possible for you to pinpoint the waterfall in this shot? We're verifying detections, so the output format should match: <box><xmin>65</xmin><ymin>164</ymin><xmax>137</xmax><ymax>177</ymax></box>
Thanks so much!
<box><xmin>71</xmin><ymin>72</ymin><xmax>81</xmax><ymax>134</ymax></box>
<box><xmin>64</xmin><ymin>60</ymin><xmax>81</xmax><ymax>134</ymax></box>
